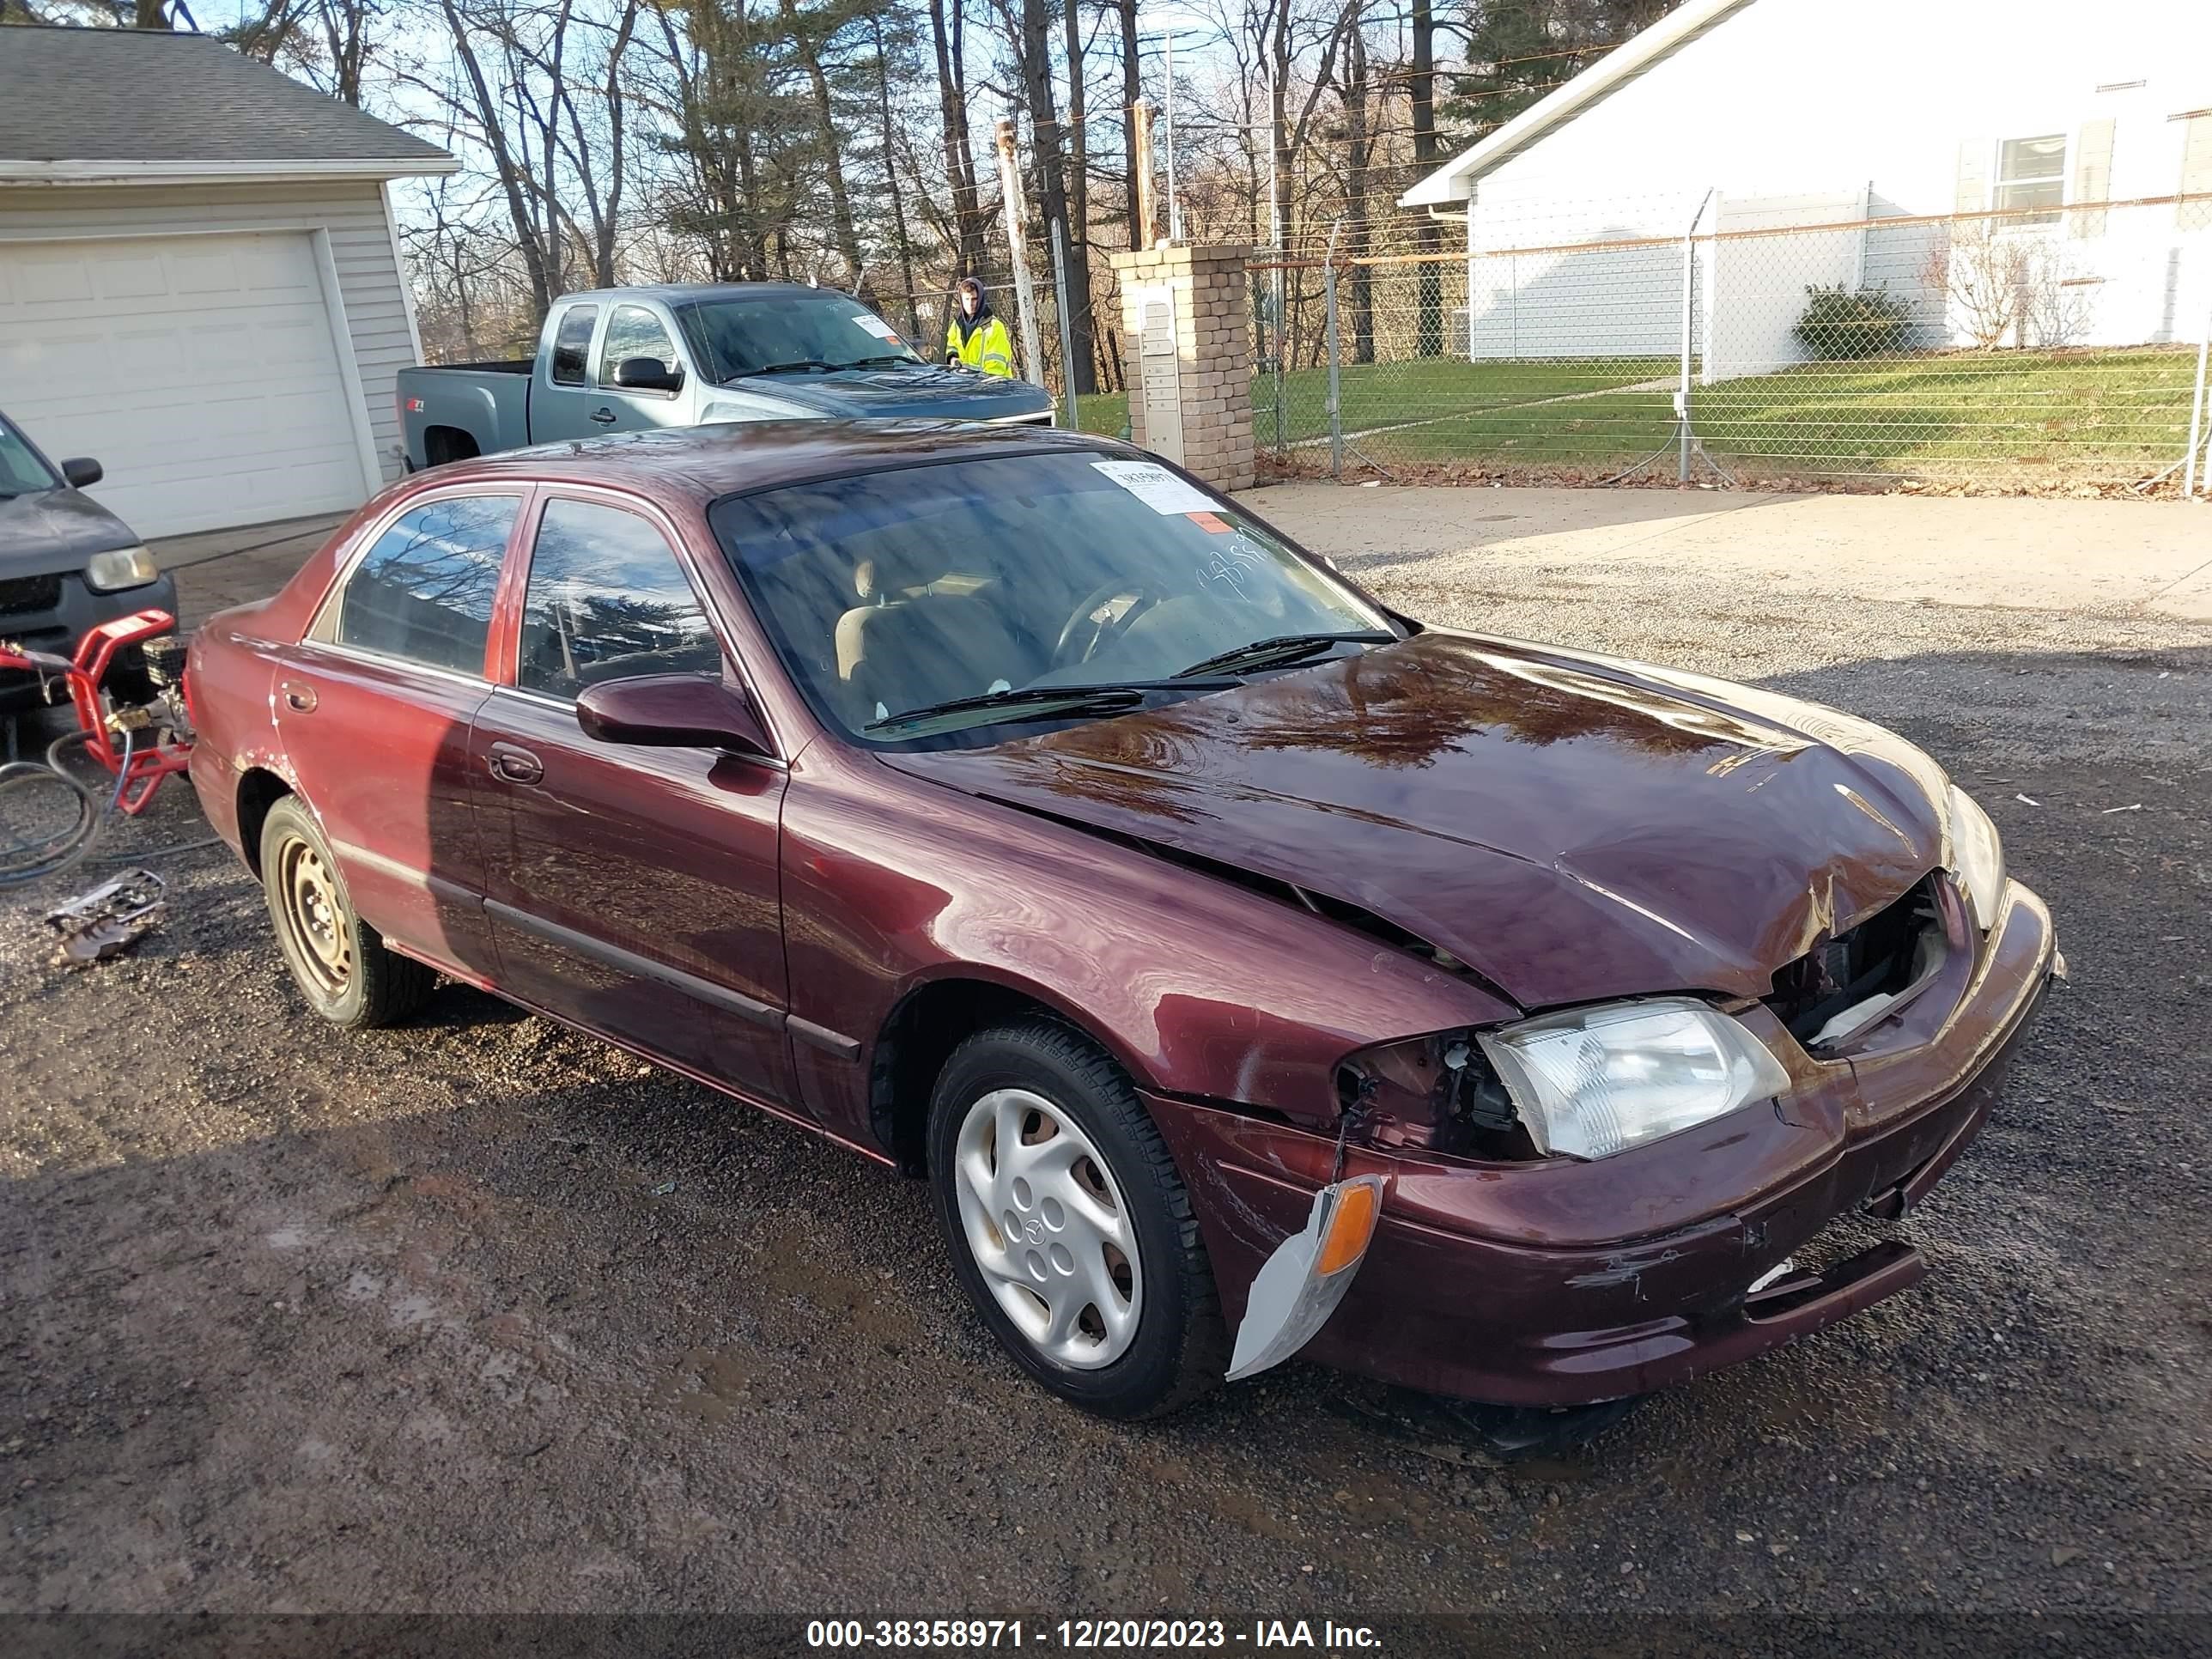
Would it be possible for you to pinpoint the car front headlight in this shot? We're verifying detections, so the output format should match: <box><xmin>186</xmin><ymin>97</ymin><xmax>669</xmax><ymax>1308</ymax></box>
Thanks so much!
<box><xmin>85</xmin><ymin>545</ymin><xmax>158</xmax><ymax>592</ymax></box>
<box><xmin>1475</xmin><ymin>997</ymin><xmax>1791</xmax><ymax>1162</ymax></box>
<box><xmin>1947</xmin><ymin>783</ymin><xmax>2005</xmax><ymax>931</ymax></box>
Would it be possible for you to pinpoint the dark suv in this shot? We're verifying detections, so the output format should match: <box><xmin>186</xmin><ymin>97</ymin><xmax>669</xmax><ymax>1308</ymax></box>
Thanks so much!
<box><xmin>0</xmin><ymin>410</ymin><xmax>177</xmax><ymax>715</ymax></box>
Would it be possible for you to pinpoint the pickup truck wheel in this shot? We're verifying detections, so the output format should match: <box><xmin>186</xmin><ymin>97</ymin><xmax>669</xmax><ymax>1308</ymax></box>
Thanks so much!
<box><xmin>258</xmin><ymin>797</ymin><xmax>432</xmax><ymax>1029</ymax></box>
<box><xmin>927</xmin><ymin>1018</ymin><xmax>1226</xmax><ymax>1419</ymax></box>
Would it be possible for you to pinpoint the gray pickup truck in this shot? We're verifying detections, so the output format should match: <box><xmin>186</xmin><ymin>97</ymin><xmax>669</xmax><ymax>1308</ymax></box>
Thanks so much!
<box><xmin>398</xmin><ymin>282</ymin><xmax>1054</xmax><ymax>467</ymax></box>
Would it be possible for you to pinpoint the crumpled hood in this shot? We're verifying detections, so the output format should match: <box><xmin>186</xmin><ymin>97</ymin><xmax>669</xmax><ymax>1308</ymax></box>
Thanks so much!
<box><xmin>736</xmin><ymin>362</ymin><xmax>1054</xmax><ymax>422</ymax></box>
<box><xmin>0</xmin><ymin>488</ymin><xmax>140</xmax><ymax>574</ymax></box>
<box><xmin>883</xmin><ymin>631</ymin><xmax>1954</xmax><ymax>1010</ymax></box>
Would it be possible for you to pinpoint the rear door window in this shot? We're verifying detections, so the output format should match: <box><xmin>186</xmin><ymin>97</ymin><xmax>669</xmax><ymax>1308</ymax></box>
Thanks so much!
<box><xmin>329</xmin><ymin>495</ymin><xmax>519</xmax><ymax>675</ymax></box>
<box><xmin>549</xmin><ymin>306</ymin><xmax>599</xmax><ymax>386</ymax></box>
<box><xmin>516</xmin><ymin>498</ymin><xmax>722</xmax><ymax>700</ymax></box>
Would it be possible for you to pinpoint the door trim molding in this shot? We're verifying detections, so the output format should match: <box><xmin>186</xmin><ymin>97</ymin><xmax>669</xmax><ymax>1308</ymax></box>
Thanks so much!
<box><xmin>788</xmin><ymin>1015</ymin><xmax>862</xmax><ymax>1061</ymax></box>
<box><xmin>485</xmin><ymin>897</ymin><xmax>781</xmax><ymax>1030</ymax></box>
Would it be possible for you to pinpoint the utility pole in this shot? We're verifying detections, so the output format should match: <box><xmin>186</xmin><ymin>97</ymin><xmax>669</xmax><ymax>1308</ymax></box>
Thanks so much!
<box><xmin>1163</xmin><ymin>28</ymin><xmax>1182</xmax><ymax>241</ymax></box>
<box><xmin>994</xmin><ymin>117</ymin><xmax>1047</xmax><ymax>388</ymax></box>
<box><xmin>1131</xmin><ymin>96</ymin><xmax>1159</xmax><ymax>247</ymax></box>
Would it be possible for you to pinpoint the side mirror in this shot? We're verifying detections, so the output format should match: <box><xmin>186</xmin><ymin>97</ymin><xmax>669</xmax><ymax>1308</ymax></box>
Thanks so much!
<box><xmin>612</xmin><ymin>356</ymin><xmax>684</xmax><ymax>394</ymax></box>
<box><xmin>575</xmin><ymin>674</ymin><xmax>772</xmax><ymax>757</ymax></box>
<box><xmin>60</xmin><ymin>457</ymin><xmax>104</xmax><ymax>489</ymax></box>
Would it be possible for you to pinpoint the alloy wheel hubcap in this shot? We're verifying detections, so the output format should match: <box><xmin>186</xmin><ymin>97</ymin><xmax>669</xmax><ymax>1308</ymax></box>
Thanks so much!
<box><xmin>279</xmin><ymin>837</ymin><xmax>351</xmax><ymax>994</ymax></box>
<box><xmin>952</xmin><ymin>1087</ymin><xmax>1141</xmax><ymax>1370</ymax></box>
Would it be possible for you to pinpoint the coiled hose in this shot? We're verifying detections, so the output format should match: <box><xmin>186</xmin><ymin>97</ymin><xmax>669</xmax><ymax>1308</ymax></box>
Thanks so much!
<box><xmin>0</xmin><ymin>726</ymin><xmax>133</xmax><ymax>888</ymax></box>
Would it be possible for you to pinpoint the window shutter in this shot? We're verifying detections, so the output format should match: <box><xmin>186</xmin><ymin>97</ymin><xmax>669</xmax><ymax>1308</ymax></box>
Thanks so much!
<box><xmin>2070</xmin><ymin>118</ymin><xmax>2114</xmax><ymax>237</ymax></box>
<box><xmin>1954</xmin><ymin>143</ymin><xmax>1990</xmax><ymax>221</ymax></box>
<box><xmin>2183</xmin><ymin>115</ymin><xmax>2212</xmax><ymax>233</ymax></box>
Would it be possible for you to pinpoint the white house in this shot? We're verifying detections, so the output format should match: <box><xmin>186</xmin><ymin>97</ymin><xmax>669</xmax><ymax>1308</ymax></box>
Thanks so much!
<box><xmin>0</xmin><ymin>26</ymin><xmax>458</xmax><ymax>537</ymax></box>
<box><xmin>1400</xmin><ymin>0</ymin><xmax>2212</xmax><ymax>380</ymax></box>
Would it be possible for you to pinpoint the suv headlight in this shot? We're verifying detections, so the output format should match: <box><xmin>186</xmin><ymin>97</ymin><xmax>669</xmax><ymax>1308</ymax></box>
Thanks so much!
<box><xmin>86</xmin><ymin>545</ymin><xmax>158</xmax><ymax>592</ymax></box>
<box><xmin>1475</xmin><ymin>997</ymin><xmax>1790</xmax><ymax>1161</ymax></box>
<box><xmin>1947</xmin><ymin>783</ymin><xmax>2004</xmax><ymax>931</ymax></box>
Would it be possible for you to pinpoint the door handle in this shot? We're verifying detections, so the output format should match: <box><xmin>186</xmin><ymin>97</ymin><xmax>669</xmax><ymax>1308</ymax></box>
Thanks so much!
<box><xmin>590</xmin><ymin>407</ymin><xmax>617</xmax><ymax>424</ymax></box>
<box><xmin>279</xmin><ymin>678</ymin><xmax>317</xmax><ymax>713</ymax></box>
<box><xmin>488</xmin><ymin>742</ymin><xmax>544</xmax><ymax>786</ymax></box>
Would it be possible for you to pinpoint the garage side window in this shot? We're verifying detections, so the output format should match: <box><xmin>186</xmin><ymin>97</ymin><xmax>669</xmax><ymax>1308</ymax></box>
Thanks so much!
<box><xmin>549</xmin><ymin>306</ymin><xmax>599</xmax><ymax>386</ymax></box>
<box><xmin>331</xmin><ymin>495</ymin><xmax>519</xmax><ymax>675</ymax></box>
<box><xmin>517</xmin><ymin>500</ymin><xmax>722</xmax><ymax>701</ymax></box>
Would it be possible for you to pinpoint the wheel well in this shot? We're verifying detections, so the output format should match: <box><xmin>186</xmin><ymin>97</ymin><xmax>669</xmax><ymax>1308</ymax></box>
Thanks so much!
<box><xmin>871</xmin><ymin>979</ymin><xmax>1075</xmax><ymax>1176</ymax></box>
<box><xmin>423</xmin><ymin>426</ymin><xmax>481</xmax><ymax>467</ymax></box>
<box><xmin>234</xmin><ymin>769</ymin><xmax>292</xmax><ymax>876</ymax></box>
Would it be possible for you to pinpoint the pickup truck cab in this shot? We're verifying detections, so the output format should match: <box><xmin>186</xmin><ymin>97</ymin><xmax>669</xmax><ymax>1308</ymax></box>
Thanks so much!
<box><xmin>399</xmin><ymin>283</ymin><xmax>1054</xmax><ymax>467</ymax></box>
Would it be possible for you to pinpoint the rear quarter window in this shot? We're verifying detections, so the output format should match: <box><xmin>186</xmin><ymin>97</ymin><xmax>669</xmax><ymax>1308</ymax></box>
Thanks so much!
<box><xmin>550</xmin><ymin>306</ymin><xmax>599</xmax><ymax>386</ymax></box>
<box><xmin>319</xmin><ymin>495</ymin><xmax>520</xmax><ymax>676</ymax></box>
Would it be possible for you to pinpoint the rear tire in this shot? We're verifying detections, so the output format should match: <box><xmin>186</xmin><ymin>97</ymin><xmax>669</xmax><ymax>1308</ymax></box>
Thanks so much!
<box><xmin>927</xmin><ymin>1018</ymin><xmax>1226</xmax><ymax>1419</ymax></box>
<box><xmin>258</xmin><ymin>796</ymin><xmax>432</xmax><ymax>1029</ymax></box>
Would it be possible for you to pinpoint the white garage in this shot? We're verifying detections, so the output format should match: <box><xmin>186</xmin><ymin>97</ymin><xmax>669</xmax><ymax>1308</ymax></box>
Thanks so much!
<box><xmin>0</xmin><ymin>27</ymin><xmax>457</xmax><ymax>538</ymax></box>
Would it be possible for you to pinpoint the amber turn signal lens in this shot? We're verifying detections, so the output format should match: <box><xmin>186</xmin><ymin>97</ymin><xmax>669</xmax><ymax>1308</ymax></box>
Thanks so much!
<box><xmin>1316</xmin><ymin>1181</ymin><xmax>1380</xmax><ymax>1276</ymax></box>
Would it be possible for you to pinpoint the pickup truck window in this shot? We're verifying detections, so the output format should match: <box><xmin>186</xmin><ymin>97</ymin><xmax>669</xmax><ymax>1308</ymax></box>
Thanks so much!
<box><xmin>599</xmin><ymin>306</ymin><xmax>680</xmax><ymax>389</ymax></box>
<box><xmin>517</xmin><ymin>499</ymin><xmax>721</xmax><ymax>700</ymax></box>
<box><xmin>332</xmin><ymin>495</ymin><xmax>519</xmax><ymax>676</ymax></box>
<box><xmin>678</xmin><ymin>292</ymin><xmax>920</xmax><ymax>381</ymax></box>
<box><xmin>550</xmin><ymin>306</ymin><xmax>599</xmax><ymax>386</ymax></box>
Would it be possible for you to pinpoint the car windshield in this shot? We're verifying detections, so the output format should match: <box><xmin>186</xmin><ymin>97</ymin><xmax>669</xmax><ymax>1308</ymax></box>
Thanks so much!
<box><xmin>677</xmin><ymin>293</ymin><xmax>925</xmax><ymax>382</ymax></box>
<box><xmin>711</xmin><ymin>451</ymin><xmax>1396</xmax><ymax>744</ymax></box>
<box><xmin>0</xmin><ymin>416</ymin><xmax>58</xmax><ymax>496</ymax></box>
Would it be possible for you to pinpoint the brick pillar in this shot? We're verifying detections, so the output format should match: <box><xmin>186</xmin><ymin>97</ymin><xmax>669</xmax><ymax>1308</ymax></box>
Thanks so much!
<box><xmin>1109</xmin><ymin>244</ymin><xmax>1255</xmax><ymax>493</ymax></box>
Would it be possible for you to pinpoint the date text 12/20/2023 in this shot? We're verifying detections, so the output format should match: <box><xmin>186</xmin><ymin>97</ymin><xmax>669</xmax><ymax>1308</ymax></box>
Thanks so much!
<box><xmin>805</xmin><ymin>1620</ymin><xmax>1383</xmax><ymax>1650</ymax></box>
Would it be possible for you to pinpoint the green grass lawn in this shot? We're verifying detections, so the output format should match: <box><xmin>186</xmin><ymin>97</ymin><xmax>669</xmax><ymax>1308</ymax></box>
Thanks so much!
<box><xmin>1081</xmin><ymin>348</ymin><xmax>2205</xmax><ymax>481</ymax></box>
<box><xmin>1075</xmin><ymin>356</ymin><xmax>1673</xmax><ymax>447</ymax></box>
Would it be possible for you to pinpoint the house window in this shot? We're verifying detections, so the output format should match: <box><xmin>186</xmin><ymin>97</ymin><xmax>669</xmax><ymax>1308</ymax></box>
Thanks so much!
<box><xmin>1995</xmin><ymin>135</ymin><xmax>2067</xmax><ymax>226</ymax></box>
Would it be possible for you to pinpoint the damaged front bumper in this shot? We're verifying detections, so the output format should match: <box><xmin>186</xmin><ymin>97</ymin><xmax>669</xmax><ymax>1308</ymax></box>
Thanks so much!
<box><xmin>1150</xmin><ymin>879</ymin><xmax>2057</xmax><ymax>1407</ymax></box>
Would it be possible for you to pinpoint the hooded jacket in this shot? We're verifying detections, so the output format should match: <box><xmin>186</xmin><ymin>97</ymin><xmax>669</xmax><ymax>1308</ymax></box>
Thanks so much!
<box><xmin>945</xmin><ymin>280</ymin><xmax>1017</xmax><ymax>379</ymax></box>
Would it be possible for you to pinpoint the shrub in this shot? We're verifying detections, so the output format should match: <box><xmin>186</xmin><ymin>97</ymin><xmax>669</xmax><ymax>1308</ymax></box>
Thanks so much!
<box><xmin>1793</xmin><ymin>283</ymin><xmax>1914</xmax><ymax>360</ymax></box>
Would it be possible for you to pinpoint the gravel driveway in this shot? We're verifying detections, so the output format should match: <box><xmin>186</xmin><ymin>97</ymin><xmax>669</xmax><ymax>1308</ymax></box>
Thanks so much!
<box><xmin>3</xmin><ymin>514</ymin><xmax>2207</xmax><ymax>1645</ymax></box>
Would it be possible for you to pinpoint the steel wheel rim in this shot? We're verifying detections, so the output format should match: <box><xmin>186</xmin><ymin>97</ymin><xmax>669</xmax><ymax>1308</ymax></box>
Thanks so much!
<box><xmin>952</xmin><ymin>1086</ymin><xmax>1142</xmax><ymax>1370</ymax></box>
<box><xmin>277</xmin><ymin>836</ymin><xmax>351</xmax><ymax>995</ymax></box>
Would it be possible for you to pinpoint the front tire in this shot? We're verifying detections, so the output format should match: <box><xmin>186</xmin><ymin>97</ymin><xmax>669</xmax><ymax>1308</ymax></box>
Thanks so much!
<box><xmin>928</xmin><ymin>1018</ymin><xmax>1226</xmax><ymax>1419</ymax></box>
<box><xmin>258</xmin><ymin>796</ymin><xmax>432</xmax><ymax>1029</ymax></box>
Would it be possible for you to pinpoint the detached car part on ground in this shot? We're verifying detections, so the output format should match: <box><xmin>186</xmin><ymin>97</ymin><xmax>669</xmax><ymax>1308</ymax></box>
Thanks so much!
<box><xmin>179</xmin><ymin>422</ymin><xmax>2059</xmax><ymax>1422</ymax></box>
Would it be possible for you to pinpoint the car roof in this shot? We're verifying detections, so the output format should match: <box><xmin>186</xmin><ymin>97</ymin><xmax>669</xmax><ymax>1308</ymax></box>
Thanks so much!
<box><xmin>423</xmin><ymin>421</ymin><xmax>1133</xmax><ymax>508</ymax></box>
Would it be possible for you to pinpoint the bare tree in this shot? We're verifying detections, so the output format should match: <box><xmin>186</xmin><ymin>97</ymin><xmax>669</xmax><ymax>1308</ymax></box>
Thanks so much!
<box><xmin>927</xmin><ymin>0</ymin><xmax>988</xmax><ymax>278</ymax></box>
<box><xmin>1923</xmin><ymin>224</ymin><xmax>2095</xmax><ymax>350</ymax></box>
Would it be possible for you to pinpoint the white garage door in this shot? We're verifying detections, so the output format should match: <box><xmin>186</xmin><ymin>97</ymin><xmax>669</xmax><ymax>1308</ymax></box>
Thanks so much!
<box><xmin>0</xmin><ymin>232</ymin><xmax>371</xmax><ymax>538</ymax></box>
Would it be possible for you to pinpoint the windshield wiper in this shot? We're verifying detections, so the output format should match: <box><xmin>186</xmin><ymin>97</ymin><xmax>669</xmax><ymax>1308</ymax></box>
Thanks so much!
<box><xmin>1171</xmin><ymin>630</ymin><xmax>1397</xmax><ymax>680</ymax></box>
<box><xmin>837</xmin><ymin>354</ymin><xmax>920</xmax><ymax>369</ymax></box>
<box><xmin>750</xmin><ymin>359</ymin><xmax>836</xmax><ymax>375</ymax></box>
<box><xmin>865</xmin><ymin>678</ymin><xmax>1239</xmax><ymax>735</ymax></box>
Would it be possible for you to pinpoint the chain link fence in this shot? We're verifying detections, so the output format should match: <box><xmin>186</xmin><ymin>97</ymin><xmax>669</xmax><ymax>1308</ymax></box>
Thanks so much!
<box><xmin>1248</xmin><ymin>188</ymin><xmax>2212</xmax><ymax>491</ymax></box>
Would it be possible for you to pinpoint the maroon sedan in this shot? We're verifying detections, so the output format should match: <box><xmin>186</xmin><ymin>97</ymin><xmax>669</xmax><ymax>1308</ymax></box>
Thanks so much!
<box><xmin>185</xmin><ymin>423</ymin><xmax>2057</xmax><ymax>1420</ymax></box>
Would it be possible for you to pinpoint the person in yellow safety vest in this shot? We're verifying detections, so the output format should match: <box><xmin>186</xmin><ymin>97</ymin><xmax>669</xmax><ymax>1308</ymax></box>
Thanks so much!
<box><xmin>944</xmin><ymin>276</ymin><xmax>1016</xmax><ymax>379</ymax></box>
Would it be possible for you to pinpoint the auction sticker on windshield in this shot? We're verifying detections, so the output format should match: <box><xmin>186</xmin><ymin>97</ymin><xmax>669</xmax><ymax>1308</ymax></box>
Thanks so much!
<box><xmin>854</xmin><ymin>314</ymin><xmax>902</xmax><ymax>340</ymax></box>
<box><xmin>1091</xmin><ymin>459</ymin><xmax>1214</xmax><ymax>515</ymax></box>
